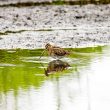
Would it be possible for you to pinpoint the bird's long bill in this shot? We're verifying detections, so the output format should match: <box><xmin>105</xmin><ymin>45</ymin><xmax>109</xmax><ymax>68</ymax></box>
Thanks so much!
<box><xmin>38</xmin><ymin>49</ymin><xmax>46</xmax><ymax>60</ymax></box>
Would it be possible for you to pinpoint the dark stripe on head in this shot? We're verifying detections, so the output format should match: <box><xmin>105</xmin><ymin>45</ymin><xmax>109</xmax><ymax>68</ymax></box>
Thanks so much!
<box><xmin>45</xmin><ymin>43</ymin><xmax>51</xmax><ymax>49</ymax></box>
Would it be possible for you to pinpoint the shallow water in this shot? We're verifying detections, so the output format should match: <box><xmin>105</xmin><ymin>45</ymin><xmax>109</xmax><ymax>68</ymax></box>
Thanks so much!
<box><xmin>0</xmin><ymin>46</ymin><xmax>110</xmax><ymax>110</ymax></box>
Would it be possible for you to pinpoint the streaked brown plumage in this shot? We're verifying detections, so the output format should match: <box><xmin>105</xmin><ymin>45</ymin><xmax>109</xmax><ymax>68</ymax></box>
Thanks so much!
<box><xmin>45</xmin><ymin>60</ymin><xmax>70</xmax><ymax>76</ymax></box>
<box><xmin>45</xmin><ymin>43</ymin><xmax>70</xmax><ymax>59</ymax></box>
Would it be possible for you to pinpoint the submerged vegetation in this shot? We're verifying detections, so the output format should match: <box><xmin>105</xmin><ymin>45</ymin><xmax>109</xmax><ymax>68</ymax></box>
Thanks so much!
<box><xmin>0</xmin><ymin>46</ymin><xmax>105</xmax><ymax>95</ymax></box>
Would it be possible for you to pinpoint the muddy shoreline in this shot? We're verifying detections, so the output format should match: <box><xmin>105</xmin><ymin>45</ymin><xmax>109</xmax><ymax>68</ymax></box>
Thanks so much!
<box><xmin>0</xmin><ymin>4</ymin><xmax>110</xmax><ymax>49</ymax></box>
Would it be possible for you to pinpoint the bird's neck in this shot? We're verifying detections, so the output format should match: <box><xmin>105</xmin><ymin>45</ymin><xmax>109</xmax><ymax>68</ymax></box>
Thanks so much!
<box><xmin>47</xmin><ymin>46</ymin><xmax>53</xmax><ymax>50</ymax></box>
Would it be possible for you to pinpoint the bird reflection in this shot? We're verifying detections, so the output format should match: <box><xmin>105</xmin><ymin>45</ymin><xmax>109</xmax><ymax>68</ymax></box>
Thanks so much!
<box><xmin>45</xmin><ymin>60</ymin><xmax>70</xmax><ymax>76</ymax></box>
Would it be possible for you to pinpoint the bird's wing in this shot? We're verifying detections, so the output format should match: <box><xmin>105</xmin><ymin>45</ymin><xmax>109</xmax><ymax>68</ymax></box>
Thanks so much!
<box><xmin>53</xmin><ymin>47</ymin><xmax>67</xmax><ymax>56</ymax></box>
<box><xmin>53</xmin><ymin>46</ymin><xmax>60</xmax><ymax>48</ymax></box>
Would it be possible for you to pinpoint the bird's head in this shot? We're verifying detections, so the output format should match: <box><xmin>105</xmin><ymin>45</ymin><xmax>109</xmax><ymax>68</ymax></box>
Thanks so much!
<box><xmin>45</xmin><ymin>43</ymin><xmax>52</xmax><ymax>49</ymax></box>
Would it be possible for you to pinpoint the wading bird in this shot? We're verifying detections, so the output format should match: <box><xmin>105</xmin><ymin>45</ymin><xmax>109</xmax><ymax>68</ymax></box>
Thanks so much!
<box><xmin>45</xmin><ymin>43</ymin><xmax>70</xmax><ymax>59</ymax></box>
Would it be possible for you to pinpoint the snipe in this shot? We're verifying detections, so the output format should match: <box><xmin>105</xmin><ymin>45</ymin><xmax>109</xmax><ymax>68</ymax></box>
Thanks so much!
<box><xmin>45</xmin><ymin>43</ymin><xmax>70</xmax><ymax>59</ymax></box>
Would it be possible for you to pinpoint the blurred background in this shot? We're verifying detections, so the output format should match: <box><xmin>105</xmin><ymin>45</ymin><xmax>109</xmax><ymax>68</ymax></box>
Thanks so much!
<box><xmin>0</xmin><ymin>0</ymin><xmax>110</xmax><ymax>110</ymax></box>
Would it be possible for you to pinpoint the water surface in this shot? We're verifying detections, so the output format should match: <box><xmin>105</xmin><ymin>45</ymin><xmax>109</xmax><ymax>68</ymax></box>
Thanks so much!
<box><xmin>0</xmin><ymin>46</ymin><xmax>110</xmax><ymax>110</ymax></box>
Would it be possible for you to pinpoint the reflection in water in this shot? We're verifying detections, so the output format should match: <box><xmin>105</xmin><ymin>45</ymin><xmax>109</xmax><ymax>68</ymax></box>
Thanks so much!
<box><xmin>45</xmin><ymin>60</ymin><xmax>70</xmax><ymax>76</ymax></box>
<box><xmin>0</xmin><ymin>46</ymin><xmax>110</xmax><ymax>110</ymax></box>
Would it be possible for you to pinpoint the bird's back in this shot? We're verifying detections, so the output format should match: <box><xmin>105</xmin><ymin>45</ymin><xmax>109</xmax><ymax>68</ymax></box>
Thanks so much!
<box><xmin>53</xmin><ymin>47</ymin><xmax>69</xmax><ymax>56</ymax></box>
<box><xmin>45</xmin><ymin>43</ymin><xmax>70</xmax><ymax>59</ymax></box>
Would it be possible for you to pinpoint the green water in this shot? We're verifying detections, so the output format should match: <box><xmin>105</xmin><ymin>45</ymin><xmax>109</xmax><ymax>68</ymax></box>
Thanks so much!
<box><xmin>0</xmin><ymin>46</ymin><xmax>110</xmax><ymax>110</ymax></box>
